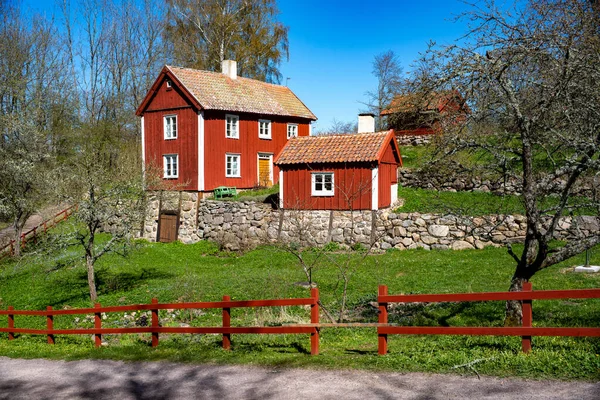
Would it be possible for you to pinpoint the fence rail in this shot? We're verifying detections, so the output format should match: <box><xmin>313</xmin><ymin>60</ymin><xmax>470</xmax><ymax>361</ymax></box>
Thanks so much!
<box><xmin>0</xmin><ymin>205</ymin><xmax>77</xmax><ymax>259</ymax></box>
<box><xmin>1</xmin><ymin>284</ymin><xmax>599</xmax><ymax>356</ymax></box>
<box><xmin>0</xmin><ymin>289</ymin><xmax>321</xmax><ymax>355</ymax></box>
<box><xmin>377</xmin><ymin>283</ymin><xmax>600</xmax><ymax>355</ymax></box>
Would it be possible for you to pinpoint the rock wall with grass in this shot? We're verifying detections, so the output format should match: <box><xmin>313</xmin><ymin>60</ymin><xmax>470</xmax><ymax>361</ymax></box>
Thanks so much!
<box><xmin>142</xmin><ymin>192</ymin><xmax>595</xmax><ymax>251</ymax></box>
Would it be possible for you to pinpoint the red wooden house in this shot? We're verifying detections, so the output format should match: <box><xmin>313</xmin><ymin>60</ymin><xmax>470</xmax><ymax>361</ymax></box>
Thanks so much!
<box><xmin>380</xmin><ymin>90</ymin><xmax>468</xmax><ymax>136</ymax></box>
<box><xmin>136</xmin><ymin>60</ymin><xmax>317</xmax><ymax>193</ymax></box>
<box><xmin>274</xmin><ymin>129</ymin><xmax>402</xmax><ymax>211</ymax></box>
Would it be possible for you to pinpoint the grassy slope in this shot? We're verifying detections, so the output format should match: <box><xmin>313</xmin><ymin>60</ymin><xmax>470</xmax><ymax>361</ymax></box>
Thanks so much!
<box><xmin>0</xmin><ymin>238</ymin><xmax>598</xmax><ymax>379</ymax></box>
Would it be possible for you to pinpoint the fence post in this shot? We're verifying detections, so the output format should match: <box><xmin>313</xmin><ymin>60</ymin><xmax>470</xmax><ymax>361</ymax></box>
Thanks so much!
<box><xmin>10</xmin><ymin>241</ymin><xmax>14</xmax><ymax>256</ymax></box>
<box><xmin>8</xmin><ymin>306</ymin><xmax>14</xmax><ymax>341</ymax></box>
<box><xmin>20</xmin><ymin>234</ymin><xmax>25</xmax><ymax>251</ymax></box>
<box><xmin>151</xmin><ymin>298</ymin><xmax>159</xmax><ymax>347</ymax></box>
<box><xmin>522</xmin><ymin>281</ymin><xmax>533</xmax><ymax>353</ymax></box>
<box><xmin>222</xmin><ymin>295</ymin><xmax>231</xmax><ymax>350</ymax></box>
<box><xmin>33</xmin><ymin>227</ymin><xmax>37</xmax><ymax>244</ymax></box>
<box><xmin>94</xmin><ymin>303</ymin><xmax>102</xmax><ymax>348</ymax></box>
<box><xmin>46</xmin><ymin>306</ymin><xmax>55</xmax><ymax>344</ymax></box>
<box><xmin>378</xmin><ymin>285</ymin><xmax>388</xmax><ymax>355</ymax></box>
<box><xmin>310</xmin><ymin>288</ymin><xmax>319</xmax><ymax>356</ymax></box>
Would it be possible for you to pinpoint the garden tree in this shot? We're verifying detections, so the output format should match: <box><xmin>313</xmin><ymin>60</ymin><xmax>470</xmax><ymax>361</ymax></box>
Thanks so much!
<box><xmin>405</xmin><ymin>0</ymin><xmax>600</xmax><ymax>324</ymax></box>
<box><xmin>165</xmin><ymin>0</ymin><xmax>289</xmax><ymax>83</ymax></box>
<box><xmin>364</xmin><ymin>50</ymin><xmax>402</xmax><ymax>131</ymax></box>
<box><xmin>0</xmin><ymin>4</ymin><xmax>69</xmax><ymax>255</ymax></box>
<box><xmin>63</xmin><ymin>126</ymin><xmax>148</xmax><ymax>302</ymax></box>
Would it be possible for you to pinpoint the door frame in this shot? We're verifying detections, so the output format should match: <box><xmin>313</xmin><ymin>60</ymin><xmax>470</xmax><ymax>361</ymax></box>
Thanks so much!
<box><xmin>257</xmin><ymin>152</ymin><xmax>273</xmax><ymax>187</ymax></box>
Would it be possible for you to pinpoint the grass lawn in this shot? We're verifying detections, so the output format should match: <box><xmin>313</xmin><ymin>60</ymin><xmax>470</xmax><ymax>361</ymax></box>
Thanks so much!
<box><xmin>0</xmin><ymin>238</ymin><xmax>598</xmax><ymax>380</ymax></box>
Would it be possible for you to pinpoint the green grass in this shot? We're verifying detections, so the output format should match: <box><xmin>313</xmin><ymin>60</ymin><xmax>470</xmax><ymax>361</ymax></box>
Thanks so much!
<box><xmin>396</xmin><ymin>186</ymin><xmax>526</xmax><ymax>216</ymax></box>
<box><xmin>0</xmin><ymin>237</ymin><xmax>598</xmax><ymax>379</ymax></box>
<box><xmin>217</xmin><ymin>184</ymin><xmax>279</xmax><ymax>203</ymax></box>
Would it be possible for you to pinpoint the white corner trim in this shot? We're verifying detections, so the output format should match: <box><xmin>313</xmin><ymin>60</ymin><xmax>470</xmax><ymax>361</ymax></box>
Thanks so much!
<box><xmin>391</xmin><ymin>183</ymin><xmax>398</xmax><ymax>206</ymax></box>
<box><xmin>141</xmin><ymin>116</ymin><xmax>146</xmax><ymax>177</ymax></box>
<box><xmin>371</xmin><ymin>167</ymin><xmax>379</xmax><ymax>210</ymax></box>
<box><xmin>198</xmin><ymin>111</ymin><xmax>205</xmax><ymax>191</ymax></box>
<box><xmin>309</xmin><ymin>121</ymin><xmax>312</xmax><ymax>136</ymax></box>
<box><xmin>279</xmin><ymin>170</ymin><xmax>284</xmax><ymax>209</ymax></box>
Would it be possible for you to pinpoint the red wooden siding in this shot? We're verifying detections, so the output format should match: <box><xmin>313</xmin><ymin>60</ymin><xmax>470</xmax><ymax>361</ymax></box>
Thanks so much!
<box><xmin>203</xmin><ymin>110</ymin><xmax>310</xmax><ymax>191</ymax></box>
<box><xmin>282</xmin><ymin>163</ymin><xmax>373</xmax><ymax>210</ymax></box>
<box><xmin>143</xmin><ymin>77</ymin><xmax>199</xmax><ymax>191</ymax></box>
<box><xmin>378</xmin><ymin>141</ymin><xmax>400</xmax><ymax>208</ymax></box>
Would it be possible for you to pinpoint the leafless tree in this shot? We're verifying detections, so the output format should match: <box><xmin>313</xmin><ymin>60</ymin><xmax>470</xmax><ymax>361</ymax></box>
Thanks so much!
<box><xmin>315</xmin><ymin>119</ymin><xmax>358</xmax><ymax>136</ymax></box>
<box><xmin>364</xmin><ymin>50</ymin><xmax>403</xmax><ymax>131</ymax></box>
<box><xmin>406</xmin><ymin>0</ymin><xmax>600</xmax><ymax>324</ymax></box>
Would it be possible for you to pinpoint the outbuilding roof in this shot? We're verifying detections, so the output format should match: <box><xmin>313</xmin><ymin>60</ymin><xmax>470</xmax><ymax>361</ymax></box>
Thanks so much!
<box><xmin>380</xmin><ymin>90</ymin><xmax>467</xmax><ymax>116</ymax></box>
<box><xmin>136</xmin><ymin>65</ymin><xmax>316</xmax><ymax>120</ymax></box>
<box><xmin>274</xmin><ymin>130</ymin><xmax>400</xmax><ymax>165</ymax></box>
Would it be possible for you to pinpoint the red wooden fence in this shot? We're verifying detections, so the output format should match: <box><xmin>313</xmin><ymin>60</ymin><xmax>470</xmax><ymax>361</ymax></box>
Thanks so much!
<box><xmin>0</xmin><ymin>205</ymin><xmax>77</xmax><ymax>259</ymax></box>
<box><xmin>377</xmin><ymin>283</ymin><xmax>600</xmax><ymax>355</ymax></box>
<box><xmin>0</xmin><ymin>288</ymin><xmax>321</xmax><ymax>355</ymax></box>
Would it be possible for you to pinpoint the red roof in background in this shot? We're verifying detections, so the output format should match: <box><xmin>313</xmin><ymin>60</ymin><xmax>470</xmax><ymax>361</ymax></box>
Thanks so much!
<box><xmin>136</xmin><ymin>65</ymin><xmax>316</xmax><ymax>120</ymax></box>
<box><xmin>381</xmin><ymin>90</ymin><xmax>467</xmax><ymax>116</ymax></box>
<box><xmin>274</xmin><ymin>130</ymin><xmax>401</xmax><ymax>165</ymax></box>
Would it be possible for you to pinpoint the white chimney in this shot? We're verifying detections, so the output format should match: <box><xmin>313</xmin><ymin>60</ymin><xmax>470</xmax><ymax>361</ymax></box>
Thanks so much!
<box><xmin>222</xmin><ymin>60</ymin><xmax>237</xmax><ymax>80</ymax></box>
<box><xmin>358</xmin><ymin>113</ymin><xmax>375</xmax><ymax>133</ymax></box>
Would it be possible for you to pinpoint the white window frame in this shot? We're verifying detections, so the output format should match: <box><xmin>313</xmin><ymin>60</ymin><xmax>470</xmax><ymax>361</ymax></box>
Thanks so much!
<box><xmin>226</xmin><ymin>153</ymin><xmax>241</xmax><ymax>178</ymax></box>
<box><xmin>225</xmin><ymin>114</ymin><xmax>239</xmax><ymax>139</ymax></box>
<box><xmin>287</xmin><ymin>123</ymin><xmax>298</xmax><ymax>139</ymax></box>
<box><xmin>164</xmin><ymin>114</ymin><xmax>177</xmax><ymax>140</ymax></box>
<box><xmin>163</xmin><ymin>154</ymin><xmax>179</xmax><ymax>179</ymax></box>
<box><xmin>258</xmin><ymin>119</ymin><xmax>272</xmax><ymax>139</ymax></box>
<box><xmin>311</xmin><ymin>172</ymin><xmax>334</xmax><ymax>196</ymax></box>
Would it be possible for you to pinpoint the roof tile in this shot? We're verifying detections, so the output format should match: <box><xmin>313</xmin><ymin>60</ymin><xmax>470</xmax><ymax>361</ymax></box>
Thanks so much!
<box><xmin>275</xmin><ymin>130</ymin><xmax>395</xmax><ymax>165</ymax></box>
<box><xmin>167</xmin><ymin>66</ymin><xmax>316</xmax><ymax>120</ymax></box>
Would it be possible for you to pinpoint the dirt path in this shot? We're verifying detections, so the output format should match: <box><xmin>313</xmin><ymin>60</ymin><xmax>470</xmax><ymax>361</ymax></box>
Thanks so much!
<box><xmin>0</xmin><ymin>357</ymin><xmax>597</xmax><ymax>400</ymax></box>
<box><xmin>0</xmin><ymin>204</ymin><xmax>68</xmax><ymax>247</ymax></box>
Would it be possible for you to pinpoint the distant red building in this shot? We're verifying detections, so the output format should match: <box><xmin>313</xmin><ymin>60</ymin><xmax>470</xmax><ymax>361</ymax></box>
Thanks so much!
<box><xmin>136</xmin><ymin>60</ymin><xmax>317</xmax><ymax>193</ymax></box>
<box><xmin>381</xmin><ymin>91</ymin><xmax>468</xmax><ymax>136</ymax></box>
<box><xmin>274</xmin><ymin>127</ymin><xmax>402</xmax><ymax>211</ymax></box>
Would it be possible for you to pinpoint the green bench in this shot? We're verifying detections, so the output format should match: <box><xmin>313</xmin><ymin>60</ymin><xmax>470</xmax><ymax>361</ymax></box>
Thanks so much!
<box><xmin>214</xmin><ymin>186</ymin><xmax>237</xmax><ymax>199</ymax></box>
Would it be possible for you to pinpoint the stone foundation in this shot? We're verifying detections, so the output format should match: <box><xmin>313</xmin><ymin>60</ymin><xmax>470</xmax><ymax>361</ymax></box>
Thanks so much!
<box><xmin>142</xmin><ymin>192</ymin><xmax>593</xmax><ymax>251</ymax></box>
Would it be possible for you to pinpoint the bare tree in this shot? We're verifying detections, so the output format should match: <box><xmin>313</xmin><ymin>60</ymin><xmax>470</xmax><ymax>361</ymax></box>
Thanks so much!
<box><xmin>407</xmin><ymin>0</ymin><xmax>600</xmax><ymax>324</ymax></box>
<box><xmin>364</xmin><ymin>50</ymin><xmax>402</xmax><ymax>131</ymax></box>
<box><xmin>315</xmin><ymin>119</ymin><xmax>358</xmax><ymax>136</ymax></box>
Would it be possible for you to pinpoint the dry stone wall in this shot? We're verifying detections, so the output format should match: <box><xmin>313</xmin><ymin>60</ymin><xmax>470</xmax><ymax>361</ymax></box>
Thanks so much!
<box><xmin>142</xmin><ymin>192</ymin><xmax>594</xmax><ymax>251</ymax></box>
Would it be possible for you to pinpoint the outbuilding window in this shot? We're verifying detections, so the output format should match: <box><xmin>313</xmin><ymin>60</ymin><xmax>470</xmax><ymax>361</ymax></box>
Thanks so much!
<box><xmin>287</xmin><ymin>123</ymin><xmax>298</xmax><ymax>139</ymax></box>
<box><xmin>226</xmin><ymin>153</ymin><xmax>241</xmax><ymax>177</ymax></box>
<box><xmin>311</xmin><ymin>172</ymin><xmax>334</xmax><ymax>196</ymax></box>
<box><xmin>258</xmin><ymin>119</ymin><xmax>271</xmax><ymax>139</ymax></box>
<box><xmin>163</xmin><ymin>154</ymin><xmax>178</xmax><ymax>178</ymax></box>
<box><xmin>164</xmin><ymin>115</ymin><xmax>177</xmax><ymax>139</ymax></box>
<box><xmin>226</xmin><ymin>114</ymin><xmax>239</xmax><ymax>138</ymax></box>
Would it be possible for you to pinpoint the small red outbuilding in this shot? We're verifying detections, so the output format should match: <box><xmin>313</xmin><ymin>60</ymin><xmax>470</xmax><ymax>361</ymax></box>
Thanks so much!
<box><xmin>274</xmin><ymin>130</ymin><xmax>402</xmax><ymax>210</ymax></box>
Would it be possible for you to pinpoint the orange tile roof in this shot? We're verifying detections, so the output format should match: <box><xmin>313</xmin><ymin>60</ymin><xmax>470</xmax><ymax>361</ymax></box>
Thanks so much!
<box><xmin>275</xmin><ymin>130</ymin><xmax>397</xmax><ymax>165</ymax></box>
<box><xmin>166</xmin><ymin>66</ymin><xmax>316</xmax><ymax>120</ymax></box>
<box><xmin>381</xmin><ymin>90</ymin><xmax>466</xmax><ymax>116</ymax></box>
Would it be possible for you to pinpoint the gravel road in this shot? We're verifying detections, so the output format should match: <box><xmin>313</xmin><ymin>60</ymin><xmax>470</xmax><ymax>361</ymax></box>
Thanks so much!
<box><xmin>0</xmin><ymin>357</ymin><xmax>598</xmax><ymax>399</ymax></box>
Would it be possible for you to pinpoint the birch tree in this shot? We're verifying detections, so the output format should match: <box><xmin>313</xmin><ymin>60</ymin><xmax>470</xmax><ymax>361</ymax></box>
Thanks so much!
<box><xmin>406</xmin><ymin>0</ymin><xmax>600</xmax><ymax>324</ymax></box>
<box><xmin>165</xmin><ymin>0</ymin><xmax>289</xmax><ymax>83</ymax></box>
<box><xmin>364</xmin><ymin>50</ymin><xmax>402</xmax><ymax>131</ymax></box>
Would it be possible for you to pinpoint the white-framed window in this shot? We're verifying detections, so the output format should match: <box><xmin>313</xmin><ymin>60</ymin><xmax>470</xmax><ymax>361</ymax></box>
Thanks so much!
<box><xmin>166</xmin><ymin>79</ymin><xmax>172</xmax><ymax>88</ymax></box>
<box><xmin>164</xmin><ymin>115</ymin><xmax>177</xmax><ymax>140</ymax></box>
<box><xmin>311</xmin><ymin>172</ymin><xmax>334</xmax><ymax>196</ymax></box>
<box><xmin>287</xmin><ymin>123</ymin><xmax>298</xmax><ymax>139</ymax></box>
<box><xmin>226</xmin><ymin>153</ymin><xmax>241</xmax><ymax>177</ymax></box>
<box><xmin>258</xmin><ymin>119</ymin><xmax>271</xmax><ymax>139</ymax></box>
<box><xmin>226</xmin><ymin>114</ymin><xmax>239</xmax><ymax>139</ymax></box>
<box><xmin>163</xmin><ymin>154</ymin><xmax>178</xmax><ymax>179</ymax></box>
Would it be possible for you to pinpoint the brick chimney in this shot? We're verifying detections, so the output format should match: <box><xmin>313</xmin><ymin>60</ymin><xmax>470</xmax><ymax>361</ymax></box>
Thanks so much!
<box><xmin>358</xmin><ymin>113</ymin><xmax>375</xmax><ymax>133</ymax></box>
<box><xmin>222</xmin><ymin>60</ymin><xmax>237</xmax><ymax>80</ymax></box>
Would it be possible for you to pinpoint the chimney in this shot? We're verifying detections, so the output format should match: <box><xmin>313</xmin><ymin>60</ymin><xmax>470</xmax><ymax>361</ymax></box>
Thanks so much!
<box><xmin>222</xmin><ymin>60</ymin><xmax>237</xmax><ymax>80</ymax></box>
<box><xmin>358</xmin><ymin>113</ymin><xmax>375</xmax><ymax>133</ymax></box>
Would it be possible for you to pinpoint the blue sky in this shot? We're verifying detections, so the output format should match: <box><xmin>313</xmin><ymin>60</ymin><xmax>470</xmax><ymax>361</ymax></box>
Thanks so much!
<box><xmin>276</xmin><ymin>0</ymin><xmax>473</xmax><ymax>131</ymax></box>
<box><xmin>23</xmin><ymin>0</ymin><xmax>473</xmax><ymax>131</ymax></box>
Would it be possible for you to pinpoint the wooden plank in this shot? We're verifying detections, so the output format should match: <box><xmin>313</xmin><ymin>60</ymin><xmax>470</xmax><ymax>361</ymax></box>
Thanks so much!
<box><xmin>378</xmin><ymin>326</ymin><xmax>600</xmax><ymax>337</ymax></box>
<box><xmin>0</xmin><ymin>326</ymin><xmax>316</xmax><ymax>335</ymax></box>
<box><xmin>380</xmin><ymin>288</ymin><xmax>600</xmax><ymax>303</ymax></box>
<box><xmin>378</xmin><ymin>285</ymin><xmax>388</xmax><ymax>355</ymax></box>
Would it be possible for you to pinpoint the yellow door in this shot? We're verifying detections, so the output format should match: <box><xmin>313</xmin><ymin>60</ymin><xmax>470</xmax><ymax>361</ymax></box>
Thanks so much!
<box><xmin>258</xmin><ymin>157</ymin><xmax>272</xmax><ymax>187</ymax></box>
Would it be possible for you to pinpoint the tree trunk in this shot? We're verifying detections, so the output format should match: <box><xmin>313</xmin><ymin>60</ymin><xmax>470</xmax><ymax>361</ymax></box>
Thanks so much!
<box><xmin>504</xmin><ymin>275</ymin><xmax>527</xmax><ymax>326</ymax></box>
<box><xmin>12</xmin><ymin>217</ymin><xmax>24</xmax><ymax>257</ymax></box>
<box><xmin>86</xmin><ymin>254</ymin><xmax>98</xmax><ymax>302</ymax></box>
